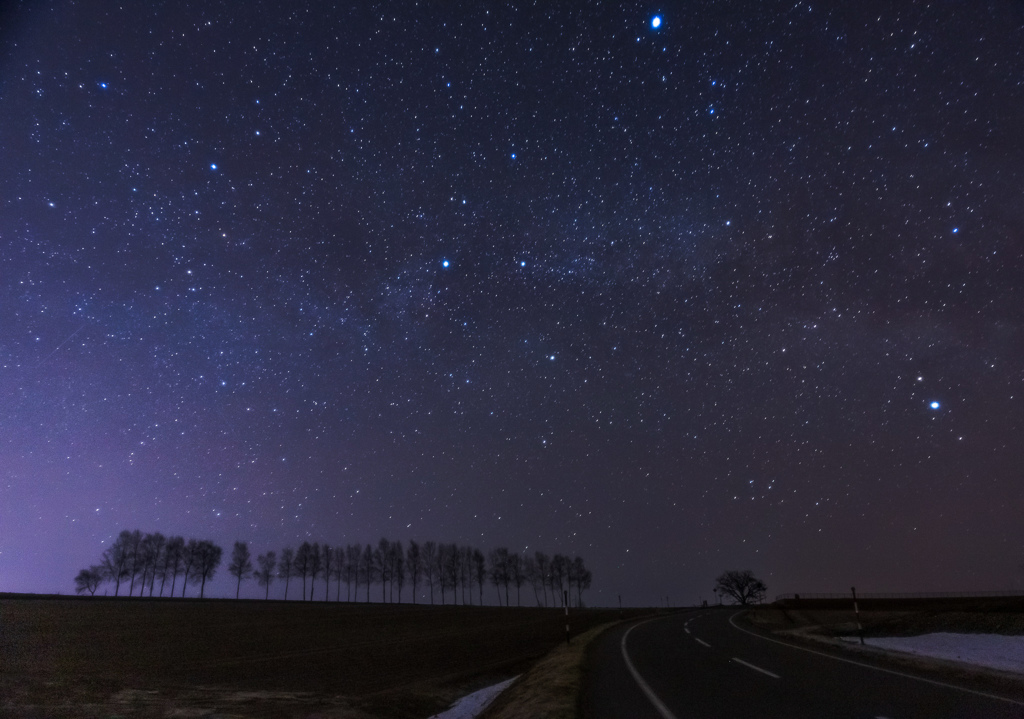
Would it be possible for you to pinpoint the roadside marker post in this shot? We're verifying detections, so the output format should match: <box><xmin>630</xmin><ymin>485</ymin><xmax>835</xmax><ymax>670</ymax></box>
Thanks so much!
<box><xmin>851</xmin><ymin>586</ymin><xmax>864</xmax><ymax>645</ymax></box>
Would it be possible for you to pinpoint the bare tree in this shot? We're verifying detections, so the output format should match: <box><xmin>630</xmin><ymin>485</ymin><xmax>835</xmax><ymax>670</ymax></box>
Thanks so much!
<box><xmin>360</xmin><ymin>544</ymin><xmax>376</xmax><ymax>601</ymax></box>
<box><xmin>571</xmin><ymin>557</ymin><xmax>592</xmax><ymax>607</ymax></box>
<box><xmin>445</xmin><ymin>543</ymin><xmax>460</xmax><ymax>604</ymax></box>
<box><xmin>435</xmin><ymin>544</ymin><xmax>448</xmax><ymax>604</ymax></box>
<box><xmin>394</xmin><ymin>548</ymin><xmax>405</xmax><ymax>603</ymax></box>
<box><xmin>374</xmin><ymin>538</ymin><xmax>391</xmax><ymax>602</ymax></box>
<box><xmin>75</xmin><ymin>566</ymin><xmax>104</xmax><ymax>595</ymax></box>
<box><xmin>406</xmin><ymin>540</ymin><xmax>421</xmax><ymax>603</ymax></box>
<box><xmin>294</xmin><ymin>542</ymin><xmax>312</xmax><ymax>600</ymax></box>
<box><xmin>328</xmin><ymin>546</ymin><xmax>344</xmax><ymax>601</ymax></box>
<box><xmin>123</xmin><ymin>529</ymin><xmax>144</xmax><ymax>596</ymax></box>
<box><xmin>163</xmin><ymin>536</ymin><xmax>185</xmax><ymax>597</ymax></box>
<box><xmin>322</xmin><ymin>545</ymin><xmax>334</xmax><ymax>601</ymax></box>
<box><xmin>488</xmin><ymin>548</ymin><xmax>509</xmax><ymax>606</ymax></box>
<box><xmin>455</xmin><ymin>546</ymin><xmax>467</xmax><ymax>604</ymax></box>
<box><xmin>308</xmin><ymin>542</ymin><xmax>323</xmax><ymax>601</ymax></box>
<box><xmin>255</xmin><ymin>551</ymin><xmax>277</xmax><ymax>599</ymax></box>
<box><xmin>228</xmin><ymin>541</ymin><xmax>253</xmax><ymax>599</ymax></box>
<box><xmin>422</xmin><ymin>541</ymin><xmax>437</xmax><ymax>604</ymax></box>
<box><xmin>100</xmin><ymin>531</ymin><xmax>131</xmax><ymax>596</ymax></box>
<box><xmin>390</xmin><ymin>541</ymin><xmax>404</xmax><ymax>603</ymax></box>
<box><xmin>346</xmin><ymin>544</ymin><xmax>361</xmax><ymax>601</ymax></box>
<box><xmin>569</xmin><ymin>557</ymin><xmax>593</xmax><ymax>606</ymax></box>
<box><xmin>439</xmin><ymin>543</ymin><xmax>457</xmax><ymax>605</ymax></box>
<box><xmin>550</xmin><ymin>554</ymin><xmax>568</xmax><ymax>605</ymax></box>
<box><xmin>523</xmin><ymin>555</ymin><xmax>541</xmax><ymax>606</ymax></box>
<box><xmin>472</xmin><ymin>549</ymin><xmax>486</xmax><ymax>605</ymax></box>
<box><xmin>140</xmin><ymin>532</ymin><xmax>166</xmax><ymax>597</ymax></box>
<box><xmin>180</xmin><ymin>539</ymin><xmax>199</xmax><ymax>597</ymax></box>
<box><xmin>714</xmin><ymin>570</ymin><xmax>767</xmax><ymax>605</ymax></box>
<box><xmin>279</xmin><ymin>547</ymin><xmax>295</xmax><ymax>599</ymax></box>
<box><xmin>508</xmin><ymin>553</ymin><xmax>526</xmax><ymax>606</ymax></box>
<box><xmin>194</xmin><ymin>540</ymin><xmax>223</xmax><ymax>598</ymax></box>
<box><xmin>534</xmin><ymin>552</ymin><xmax>550</xmax><ymax>607</ymax></box>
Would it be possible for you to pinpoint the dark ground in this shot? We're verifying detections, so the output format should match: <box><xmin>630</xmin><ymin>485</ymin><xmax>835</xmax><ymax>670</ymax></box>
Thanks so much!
<box><xmin>0</xmin><ymin>593</ymin><xmax>637</xmax><ymax>719</ymax></box>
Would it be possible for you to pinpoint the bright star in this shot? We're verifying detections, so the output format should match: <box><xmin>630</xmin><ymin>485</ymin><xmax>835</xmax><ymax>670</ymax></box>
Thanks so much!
<box><xmin>651</xmin><ymin>16</ymin><xmax>662</xmax><ymax>29</ymax></box>
<box><xmin>210</xmin><ymin>163</ymin><xmax>218</xmax><ymax>170</ymax></box>
<box><xmin>929</xmin><ymin>401</ymin><xmax>940</xmax><ymax>410</ymax></box>
<box><xmin>442</xmin><ymin>260</ymin><xmax>450</xmax><ymax>268</ymax></box>
<box><xmin>520</xmin><ymin>261</ymin><xmax>526</xmax><ymax>267</ymax></box>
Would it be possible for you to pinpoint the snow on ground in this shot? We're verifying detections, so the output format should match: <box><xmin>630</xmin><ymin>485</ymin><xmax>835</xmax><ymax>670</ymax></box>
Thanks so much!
<box><xmin>427</xmin><ymin>676</ymin><xmax>518</xmax><ymax>719</ymax></box>
<box><xmin>847</xmin><ymin>633</ymin><xmax>1024</xmax><ymax>674</ymax></box>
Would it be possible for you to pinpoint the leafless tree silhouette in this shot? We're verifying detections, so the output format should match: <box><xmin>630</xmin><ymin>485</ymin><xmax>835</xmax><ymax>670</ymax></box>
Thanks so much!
<box><xmin>278</xmin><ymin>547</ymin><xmax>295</xmax><ymax>600</ymax></box>
<box><xmin>714</xmin><ymin>570</ymin><xmax>767</xmax><ymax>605</ymax></box>
<box><xmin>255</xmin><ymin>551</ymin><xmax>276</xmax><ymax>599</ymax></box>
<box><xmin>228</xmin><ymin>541</ymin><xmax>253</xmax><ymax>599</ymax></box>
<box><xmin>422</xmin><ymin>541</ymin><xmax>437</xmax><ymax>604</ymax></box>
<box><xmin>74</xmin><ymin>566</ymin><xmax>104</xmax><ymax>595</ymax></box>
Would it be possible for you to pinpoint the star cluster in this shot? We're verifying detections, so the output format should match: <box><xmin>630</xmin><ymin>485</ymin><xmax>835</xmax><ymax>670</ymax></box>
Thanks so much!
<box><xmin>2</xmin><ymin>1</ymin><xmax>1023</xmax><ymax>603</ymax></box>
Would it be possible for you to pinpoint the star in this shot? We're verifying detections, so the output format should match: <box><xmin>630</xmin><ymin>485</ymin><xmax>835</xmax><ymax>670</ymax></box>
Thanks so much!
<box><xmin>651</xmin><ymin>16</ymin><xmax>662</xmax><ymax>29</ymax></box>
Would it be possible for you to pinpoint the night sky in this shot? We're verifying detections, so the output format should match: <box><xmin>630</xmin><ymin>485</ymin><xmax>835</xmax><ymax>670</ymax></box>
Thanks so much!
<box><xmin>2</xmin><ymin>1</ymin><xmax>1023</xmax><ymax>605</ymax></box>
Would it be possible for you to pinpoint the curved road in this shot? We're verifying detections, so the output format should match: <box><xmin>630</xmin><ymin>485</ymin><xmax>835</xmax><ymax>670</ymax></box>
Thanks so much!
<box><xmin>583</xmin><ymin>608</ymin><xmax>1024</xmax><ymax>718</ymax></box>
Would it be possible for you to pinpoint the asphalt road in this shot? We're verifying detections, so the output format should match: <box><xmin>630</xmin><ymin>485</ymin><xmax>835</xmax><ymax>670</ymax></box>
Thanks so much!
<box><xmin>582</xmin><ymin>608</ymin><xmax>1024</xmax><ymax>719</ymax></box>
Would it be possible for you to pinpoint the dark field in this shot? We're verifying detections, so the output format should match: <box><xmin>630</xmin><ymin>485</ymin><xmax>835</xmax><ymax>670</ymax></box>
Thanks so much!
<box><xmin>0</xmin><ymin>594</ymin><xmax>634</xmax><ymax>718</ymax></box>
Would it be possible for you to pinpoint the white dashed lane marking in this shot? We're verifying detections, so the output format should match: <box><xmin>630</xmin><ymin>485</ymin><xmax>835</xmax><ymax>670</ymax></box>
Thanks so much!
<box><xmin>732</xmin><ymin>657</ymin><xmax>780</xmax><ymax>679</ymax></box>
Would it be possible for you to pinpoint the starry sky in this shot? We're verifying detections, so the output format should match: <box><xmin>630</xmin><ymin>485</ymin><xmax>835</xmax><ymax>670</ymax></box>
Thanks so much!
<box><xmin>2</xmin><ymin>1</ymin><xmax>1023</xmax><ymax>605</ymax></box>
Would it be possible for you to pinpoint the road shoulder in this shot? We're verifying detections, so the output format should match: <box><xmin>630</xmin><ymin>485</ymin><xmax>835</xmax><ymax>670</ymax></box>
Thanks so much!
<box><xmin>479</xmin><ymin>622</ymin><xmax>620</xmax><ymax>719</ymax></box>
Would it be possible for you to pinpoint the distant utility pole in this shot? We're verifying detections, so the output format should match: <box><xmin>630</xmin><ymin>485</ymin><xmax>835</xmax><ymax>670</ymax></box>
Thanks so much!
<box><xmin>851</xmin><ymin>586</ymin><xmax>865</xmax><ymax>645</ymax></box>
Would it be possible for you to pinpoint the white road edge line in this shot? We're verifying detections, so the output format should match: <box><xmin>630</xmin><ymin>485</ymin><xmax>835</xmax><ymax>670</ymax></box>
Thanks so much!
<box><xmin>728</xmin><ymin>612</ymin><xmax>1024</xmax><ymax>707</ymax></box>
<box><xmin>621</xmin><ymin>621</ymin><xmax>680</xmax><ymax>719</ymax></box>
<box><xmin>732</xmin><ymin>656</ymin><xmax>781</xmax><ymax>678</ymax></box>
<box><xmin>695</xmin><ymin>637</ymin><xmax>711</xmax><ymax>648</ymax></box>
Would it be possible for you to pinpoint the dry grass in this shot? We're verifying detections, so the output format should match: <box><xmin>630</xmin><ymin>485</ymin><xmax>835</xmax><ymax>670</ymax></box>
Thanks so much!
<box><xmin>0</xmin><ymin>595</ymin><xmax>622</xmax><ymax>719</ymax></box>
<box><xmin>477</xmin><ymin>623</ymin><xmax>617</xmax><ymax>719</ymax></box>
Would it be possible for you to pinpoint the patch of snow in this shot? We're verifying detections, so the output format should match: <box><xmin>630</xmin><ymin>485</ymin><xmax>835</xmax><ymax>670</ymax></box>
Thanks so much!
<box><xmin>427</xmin><ymin>676</ymin><xmax>518</xmax><ymax>719</ymax></box>
<box><xmin>850</xmin><ymin>633</ymin><xmax>1024</xmax><ymax>674</ymax></box>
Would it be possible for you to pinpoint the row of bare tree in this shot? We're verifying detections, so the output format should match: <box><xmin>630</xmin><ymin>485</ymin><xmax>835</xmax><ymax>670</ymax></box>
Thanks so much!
<box><xmin>76</xmin><ymin>532</ymin><xmax>593</xmax><ymax>607</ymax></box>
<box><xmin>74</xmin><ymin>530</ymin><xmax>223</xmax><ymax>598</ymax></box>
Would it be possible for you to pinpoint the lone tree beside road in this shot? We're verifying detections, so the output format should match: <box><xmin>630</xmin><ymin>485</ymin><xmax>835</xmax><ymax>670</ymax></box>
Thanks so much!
<box><xmin>714</xmin><ymin>570</ymin><xmax>767</xmax><ymax>605</ymax></box>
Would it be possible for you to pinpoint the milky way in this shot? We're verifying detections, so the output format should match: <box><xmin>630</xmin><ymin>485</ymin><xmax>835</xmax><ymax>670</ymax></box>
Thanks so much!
<box><xmin>2</xmin><ymin>1</ymin><xmax>1022</xmax><ymax>604</ymax></box>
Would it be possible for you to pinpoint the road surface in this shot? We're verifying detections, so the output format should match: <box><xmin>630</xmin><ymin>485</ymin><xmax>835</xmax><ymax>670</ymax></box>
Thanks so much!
<box><xmin>582</xmin><ymin>608</ymin><xmax>1024</xmax><ymax>718</ymax></box>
